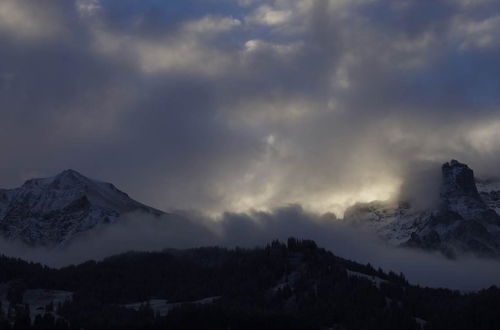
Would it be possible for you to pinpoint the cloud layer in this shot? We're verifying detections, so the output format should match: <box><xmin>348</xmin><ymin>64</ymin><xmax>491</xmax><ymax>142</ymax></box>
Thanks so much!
<box><xmin>1</xmin><ymin>0</ymin><xmax>500</xmax><ymax>217</ymax></box>
<box><xmin>2</xmin><ymin>207</ymin><xmax>500</xmax><ymax>291</ymax></box>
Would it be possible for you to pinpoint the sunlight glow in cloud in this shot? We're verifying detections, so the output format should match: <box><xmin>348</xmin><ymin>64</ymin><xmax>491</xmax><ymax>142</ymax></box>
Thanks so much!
<box><xmin>0</xmin><ymin>0</ymin><xmax>499</xmax><ymax>217</ymax></box>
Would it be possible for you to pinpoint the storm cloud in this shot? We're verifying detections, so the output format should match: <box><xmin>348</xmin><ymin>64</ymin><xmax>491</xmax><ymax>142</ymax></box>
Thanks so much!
<box><xmin>1</xmin><ymin>0</ymin><xmax>500</xmax><ymax>217</ymax></box>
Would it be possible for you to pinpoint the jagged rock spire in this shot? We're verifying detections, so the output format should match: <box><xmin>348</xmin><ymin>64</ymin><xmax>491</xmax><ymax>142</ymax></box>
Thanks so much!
<box><xmin>439</xmin><ymin>160</ymin><xmax>487</xmax><ymax>220</ymax></box>
<box><xmin>441</xmin><ymin>160</ymin><xmax>481</xmax><ymax>201</ymax></box>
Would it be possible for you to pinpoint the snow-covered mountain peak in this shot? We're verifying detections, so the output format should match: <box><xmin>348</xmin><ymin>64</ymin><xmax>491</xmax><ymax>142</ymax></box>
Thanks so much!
<box><xmin>49</xmin><ymin>169</ymin><xmax>89</xmax><ymax>186</ymax></box>
<box><xmin>21</xmin><ymin>169</ymin><xmax>88</xmax><ymax>192</ymax></box>
<box><xmin>24</xmin><ymin>169</ymin><xmax>98</xmax><ymax>189</ymax></box>
<box><xmin>0</xmin><ymin>170</ymin><xmax>164</xmax><ymax>246</ymax></box>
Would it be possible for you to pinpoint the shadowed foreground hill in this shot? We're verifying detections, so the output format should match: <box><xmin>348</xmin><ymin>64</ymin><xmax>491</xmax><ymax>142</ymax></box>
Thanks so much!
<box><xmin>0</xmin><ymin>238</ymin><xmax>499</xmax><ymax>330</ymax></box>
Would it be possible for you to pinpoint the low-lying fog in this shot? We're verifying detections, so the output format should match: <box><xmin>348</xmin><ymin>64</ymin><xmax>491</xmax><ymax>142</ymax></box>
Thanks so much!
<box><xmin>1</xmin><ymin>205</ymin><xmax>499</xmax><ymax>292</ymax></box>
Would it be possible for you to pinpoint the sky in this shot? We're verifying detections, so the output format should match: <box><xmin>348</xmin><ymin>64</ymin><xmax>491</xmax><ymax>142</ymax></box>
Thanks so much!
<box><xmin>1</xmin><ymin>0</ymin><xmax>500</xmax><ymax>217</ymax></box>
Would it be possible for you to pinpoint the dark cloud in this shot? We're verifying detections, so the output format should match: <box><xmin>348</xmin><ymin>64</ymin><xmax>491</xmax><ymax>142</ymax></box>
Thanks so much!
<box><xmin>1</xmin><ymin>0</ymin><xmax>500</xmax><ymax>217</ymax></box>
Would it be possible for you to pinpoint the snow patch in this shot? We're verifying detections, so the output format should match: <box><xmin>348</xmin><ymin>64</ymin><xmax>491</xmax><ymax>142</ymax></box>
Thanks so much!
<box><xmin>124</xmin><ymin>296</ymin><xmax>221</xmax><ymax>316</ymax></box>
<box><xmin>346</xmin><ymin>270</ymin><xmax>387</xmax><ymax>288</ymax></box>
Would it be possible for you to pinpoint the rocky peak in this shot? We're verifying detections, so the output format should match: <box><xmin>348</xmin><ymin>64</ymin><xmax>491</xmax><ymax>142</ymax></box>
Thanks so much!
<box><xmin>439</xmin><ymin>160</ymin><xmax>489</xmax><ymax>221</ymax></box>
<box><xmin>441</xmin><ymin>160</ymin><xmax>481</xmax><ymax>201</ymax></box>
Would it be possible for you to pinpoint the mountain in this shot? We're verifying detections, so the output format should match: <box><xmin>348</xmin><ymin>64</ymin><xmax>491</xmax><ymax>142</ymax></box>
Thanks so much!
<box><xmin>344</xmin><ymin>160</ymin><xmax>500</xmax><ymax>257</ymax></box>
<box><xmin>0</xmin><ymin>169</ymin><xmax>163</xmax><ymax>246</ymax></box>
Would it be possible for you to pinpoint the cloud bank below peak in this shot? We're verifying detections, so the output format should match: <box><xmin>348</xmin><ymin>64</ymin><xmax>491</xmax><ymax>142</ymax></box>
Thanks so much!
<box><xmin>2</xmin><ymin>206</ymin><xmax>500</xmax><ymax>292</ymax></box>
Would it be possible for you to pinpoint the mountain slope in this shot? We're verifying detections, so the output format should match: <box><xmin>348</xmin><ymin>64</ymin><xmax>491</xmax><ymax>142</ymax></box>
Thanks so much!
<box><xmin>344</xmin><ymin>160</ymin><xmax>500</xmax><ymax>257</ymax></box>
<box><xmin>477</xmin><ymin>178</ymin><xmax>500</xmax><ymax>215</ymax></box>
<box><xmin>0</xmin><ymin>169</ymin><xmax>163</xmax><ymax>246</ymax></box>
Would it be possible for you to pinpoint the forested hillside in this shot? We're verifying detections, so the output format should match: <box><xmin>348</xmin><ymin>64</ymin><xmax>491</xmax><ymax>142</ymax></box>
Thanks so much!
<box><xmin>0</xmin><ymin>239</ymin><xmax>499</xmax><ymax>330</ymax></box>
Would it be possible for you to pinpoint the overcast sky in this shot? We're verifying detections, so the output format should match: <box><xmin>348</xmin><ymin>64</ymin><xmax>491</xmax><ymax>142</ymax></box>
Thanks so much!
<box><xmin>1</xmin><ymin>0</ymin><xmax>500</xmax><ymax>216</ymax></box>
